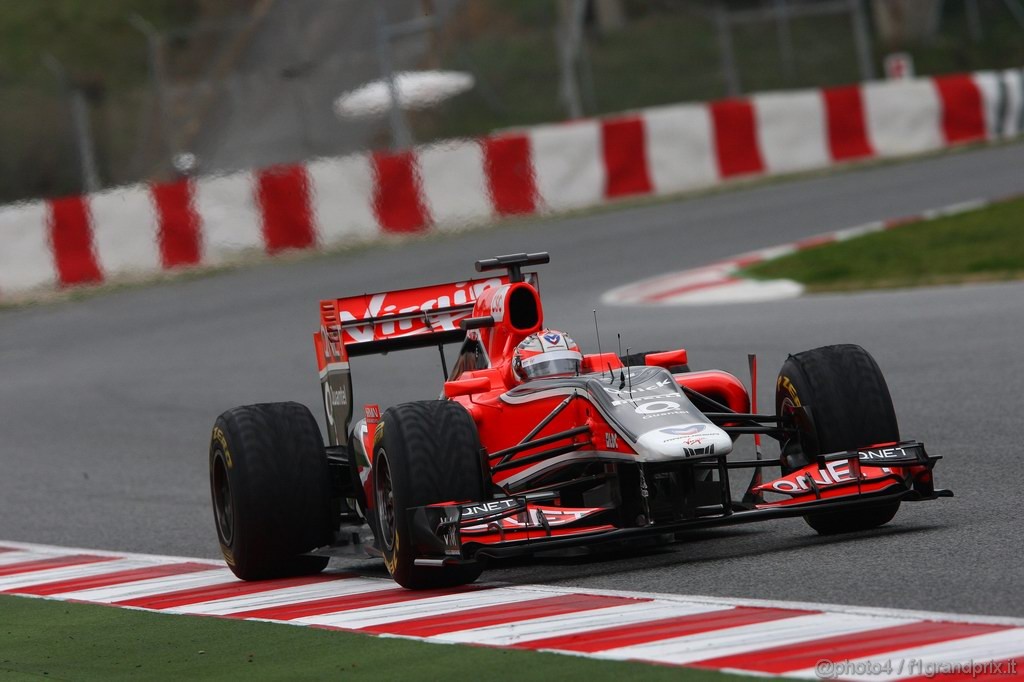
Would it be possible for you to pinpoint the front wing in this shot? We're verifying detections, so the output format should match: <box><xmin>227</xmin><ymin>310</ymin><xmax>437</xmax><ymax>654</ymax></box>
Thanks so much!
<box><xmin>407</xmin><ymin>441</ymin><xmax>952</xmax><ymax>567</ymax></box>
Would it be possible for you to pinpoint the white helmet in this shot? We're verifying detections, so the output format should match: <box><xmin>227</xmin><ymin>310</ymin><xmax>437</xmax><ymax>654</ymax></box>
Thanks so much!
<box><xmin>513</xmin><ymin>330</ymin><xmax>582</xmax><ymax>381</ymax></box>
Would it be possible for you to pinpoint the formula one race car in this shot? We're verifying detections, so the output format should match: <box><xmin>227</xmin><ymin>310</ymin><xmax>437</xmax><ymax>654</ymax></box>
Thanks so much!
<box><xmin>208</xmin><ymin>253</ymin><xmax>951</xmax><ymax>588</ymax></box>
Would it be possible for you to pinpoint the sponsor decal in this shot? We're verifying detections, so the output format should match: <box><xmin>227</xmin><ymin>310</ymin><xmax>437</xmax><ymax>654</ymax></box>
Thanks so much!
<box><xmin>603</xmin><ymin>379</ymin><xmax>672</xmax><ymax>396</ymax></box>
<box><xmin>319</xmin><ymin>327</ymin><xmax>344</xmax><ymax>361</ymax></box>
<box><xmin>460</xmin><ymin>498</ymin><xmax>522</xmax><ymax>520</ymax></box>
<box><xmin>610</xmin><ymin>391</ymin><xmax>680</xmax><ymax>407</ymax></box>
<box><xmin>635</xmin><ymin>400</ymin><xmax>682</xmax><ymax>415</ymax></box>
<box><xmin>641</xmin><ymin>411</ymin><xmax>690</xmax><ymax>420</ymax></box>
<box><xmin>656</xmin><ymin>424</ymin><xmax>710</xmax><ymax>445</ymax></box>
<box><xmin>489</xmin><ymin>287</ymin><xmax>506</xmax><ymax>321</ymax></box>
<box><xmin>858</xmin><ymin>446</ymin><xmax>910</xmax><ymax>460</ymax></box>
<box><xmin>777</xmin><ymin>375</ymin><xmax>801</xmax><ymax>407</ymax></box>
<box><xmin>328</xmin><ymin>384</ymin><xmax>347</xmax><ymax>406</ymax></box>
<box><xmin>368</xmin><ymin>404</ymin><xmax>383</xmax><ymax>445</ymax></box>
<box><xmin>542</xmin><ymin>332</ymin><xmax>562</xmax><ymax>346</ymax></box>
<box><xmin>660</xmin><ymin>425</ymin><xmax>706</xmax><ymax>436</ymax></box>
<box><xmin>683</xmin><ymin>444</ymin><xmax>715</xmax><ymax>457</ymax></box>
<box><xmin>383</xmin><ymin>534</ymin><xmax>399</xmax><ymax>575</ymax></box>
<box><xmin>438</xmin><ymin>514</ymin><xmax>461</xmax><ymax>554</ymax></box>
<box><xmin>770</xmin><ymin>460</ymin><xmax>863</xmax><ymax>493</ymax></box>
<box><xmin>337</xmin><ymin>277</ymin><xmax>505</xmax><ymax>344</ymax></box>
<box><xmin>634</xmin><ymin>395</ymin><xmax>692</xmax><ymax>417</ymax></box>
<box><xmin>604</xmin><ymin>432</ymin><xmax>619</xmax><ymax>449</ymax></box>
<box><xmin>323</xmin><ymin>383</ymin><xmax>348</xmax><ymax>433</ymax></box>
<box><xmin>464</xmin><ymin>507</ymin><xmax>593</xmax><ymax>532</ymax></box>
<box><xmin>212</xmin><ymin>427</ymin><xmax>233</xmax><ymax>469</ymax></box>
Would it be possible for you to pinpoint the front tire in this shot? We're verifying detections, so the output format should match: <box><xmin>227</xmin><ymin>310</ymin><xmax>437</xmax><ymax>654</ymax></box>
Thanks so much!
<box><xmin>210</xmin><ymin>402</ymin><xmax>332</xmax><ymax>580</ymax></box>
<box><xmin>776</xmin><ymin>344</ymin><xmax>901</xmax><ymax>535</ymax></box>
<box><xmin>373</xmin><ymin>400</ymin><xmax>485</xmax><ymax>589</ymax></box>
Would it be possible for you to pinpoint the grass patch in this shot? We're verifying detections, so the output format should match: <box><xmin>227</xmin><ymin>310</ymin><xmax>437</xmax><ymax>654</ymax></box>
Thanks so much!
<box><xmin>742</xmin><ymin>196</ymin><xmax>1024</xmax><ymax>292</ymax></box>
<box><xmin>0</xmin><ymin>594</ymin><xmax>764</xmax><ymax>681</ymax></box>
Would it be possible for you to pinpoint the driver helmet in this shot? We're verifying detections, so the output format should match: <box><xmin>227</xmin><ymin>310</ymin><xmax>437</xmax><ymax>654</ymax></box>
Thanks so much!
<box><xmin>513</xmin><ymin>330</ymin><xmax>582</xmax><ymax>381</ymax></box>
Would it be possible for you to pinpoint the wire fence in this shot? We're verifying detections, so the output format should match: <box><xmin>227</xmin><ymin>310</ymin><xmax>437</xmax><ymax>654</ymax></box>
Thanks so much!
<box><xmin>4</xmin><ymin>0</ymin><xmax>1024</xmax><ymax>204</ymax></box>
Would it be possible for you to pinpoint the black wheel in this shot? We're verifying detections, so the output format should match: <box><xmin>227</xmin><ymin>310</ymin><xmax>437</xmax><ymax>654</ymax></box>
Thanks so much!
<box><xmin>373</xmin><ymin>400</ymin><xmax>485</xmax><ymax>589</ymax></box>
<box><xmin>620</xmin><ymin>350</ymin><xmax>690</xmax><ymax>373</ymax></box>
<box><xmin>776</xmin><ymin>344</ymin><xmax>901</xmax><ymax>535</ymax></box>
<box><xmin>210</xmin><ymin>402</ymin><xmax>332</xmax><ymax>580</ymax></box>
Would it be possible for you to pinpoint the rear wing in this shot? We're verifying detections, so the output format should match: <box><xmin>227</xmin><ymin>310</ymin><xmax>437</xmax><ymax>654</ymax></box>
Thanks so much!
<box><xmin>314</xmin><ymin>274</ymin><xmax>536</xmax><ymax>447</ymax></box>
<box><xmin>320</xmin><ymin>274</ymin><xmax>538</xmax><ymax>357</ymax></box>
<box><xmin>314</xmin><ymin>253</ymin><xmax>548</xmax><ymax>447</ymax></box>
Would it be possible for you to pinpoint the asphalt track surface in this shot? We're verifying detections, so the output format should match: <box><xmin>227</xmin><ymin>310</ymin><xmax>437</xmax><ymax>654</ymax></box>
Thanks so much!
<box><xmin>2</xmin><ymin>143</ymin><xmax>1023</xmax><ymax>618</ymax></box>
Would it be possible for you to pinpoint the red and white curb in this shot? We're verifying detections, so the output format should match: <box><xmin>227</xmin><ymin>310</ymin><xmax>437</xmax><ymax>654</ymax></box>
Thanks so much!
<box><xmin>602</xmin><ymin>197</ymin><xmax>999</xmax><ymax>306</ymax></box>
<box><xmin>2</xmin><ymin>541</ymin><xmax>1022</xmax><ymax>679</ymax></box>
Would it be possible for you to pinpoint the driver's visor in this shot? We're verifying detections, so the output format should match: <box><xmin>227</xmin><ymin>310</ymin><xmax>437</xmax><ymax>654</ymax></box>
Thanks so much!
<box><xmin>521</xmin><ymin>350</ymin><xmax>582</xmax><ymax>378</ymax></box>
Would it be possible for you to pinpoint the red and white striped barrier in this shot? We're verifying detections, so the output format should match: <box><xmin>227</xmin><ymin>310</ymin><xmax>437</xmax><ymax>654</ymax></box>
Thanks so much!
<box><xmin>3</xmin><ymin>541</ymin><xmax>1023</xmax><ymax>678</ymax></box>
<box><xmin>1</xmin><ymin>69</ymin><xmax>1021</xmax><ymax>301</ymax></box>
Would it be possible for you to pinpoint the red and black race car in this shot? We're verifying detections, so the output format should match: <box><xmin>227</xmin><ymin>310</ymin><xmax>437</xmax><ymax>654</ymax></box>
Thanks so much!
<box><xmin>209</xmin><ymin>253</ymin><xmax>951</xmax><ymax>588</ymax></box>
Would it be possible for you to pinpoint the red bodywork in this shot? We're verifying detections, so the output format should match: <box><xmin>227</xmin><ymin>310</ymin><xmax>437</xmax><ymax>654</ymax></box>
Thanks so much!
<box><xmin>313</xmin><ymin>271</ymin><xmax>944</xmax><ymax>560</ymax></box>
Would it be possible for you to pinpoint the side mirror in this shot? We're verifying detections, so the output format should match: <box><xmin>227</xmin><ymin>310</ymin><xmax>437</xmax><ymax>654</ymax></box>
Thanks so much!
<box><xmin>444</xmin><ymin>376</ymin><xmax>491</xmax><ymax>398</ymax></box>
<box><xmin>644</xmin><ymin>349</ymin><xmax>689</xmax><ymax>370</ymax></box>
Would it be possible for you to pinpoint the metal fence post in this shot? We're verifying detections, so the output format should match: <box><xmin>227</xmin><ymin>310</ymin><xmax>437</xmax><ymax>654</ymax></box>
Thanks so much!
<box><xmin>715</xmin><ymin>1</ymin><xmax>741</xmax><ymax>96</ymax></box>
<box><xmin>1002</xmin><ymin>0</ymin><xmax>1024</xmax><ymax>29</ymax></box>
<box><xmin>129</xmin><ymin>14</ymin><xmax>171</xmax><ymax>169</ymax></box>
<box><xmin>375</xmin><ymin>3</ymin><xmax>414</xmax><ymax>151</ymax></box>
<box><xmin>966</xmin><ymin>0</ymin><xmax>983</xmax><ymax>41</ymax></box>
<box><xmin>557</xmin><ymin>0</ymin><xmax>587</xmax><ymax>119</ymax></box>
<box><xmin>43</xmin><ymin>53</ymin><xmax>101</xmax><ymax>193</ymax></box>
<box><xmin>849</xmin><ymin>0</ymin><xmax>876</xmax><ymax>82</ymax></box>
<box><xmin>774</xmin><ymin>0</ymin><xmax>797</xmax><ymax>82</ymax></box>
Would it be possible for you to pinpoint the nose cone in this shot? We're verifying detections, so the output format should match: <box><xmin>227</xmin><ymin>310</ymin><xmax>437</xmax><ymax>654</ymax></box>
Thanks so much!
<box><xmin>635</xmin><ymin>423</ymin><xmax>733</xmax><ymax>461</ymax></box>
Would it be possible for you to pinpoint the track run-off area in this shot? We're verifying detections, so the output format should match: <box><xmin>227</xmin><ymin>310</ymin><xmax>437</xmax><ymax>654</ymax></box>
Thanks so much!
<box><xmin>1</xmin><ymin>142</ymin><xmax>1023</xmax><ymax>670</ymax></box>
<box><xmin>2</xmin><ymin>540</ymin><xmax>1023</xmax><ymax>679</ymax></box>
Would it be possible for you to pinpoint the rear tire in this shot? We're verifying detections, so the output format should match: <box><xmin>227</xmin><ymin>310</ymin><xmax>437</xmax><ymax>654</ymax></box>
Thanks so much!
<box><xmin>373</xmin><ymin>400</ymin><xmax>485</xmax><ymax>589</ymax></box>
<box><xmin>776</xmin><ymin>344</ymin><xmax>901</xmax><ymax>535</ymax></box>
<box><xmin>210</xmin><ymin>402</ymin><xmax>332</xmax><ymax>580</ymax></box>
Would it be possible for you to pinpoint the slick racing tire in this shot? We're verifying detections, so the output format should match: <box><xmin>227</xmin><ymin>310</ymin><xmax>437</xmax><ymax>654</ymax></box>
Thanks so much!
<box><xmin>373</xmin><ymin>400</ymin><xmax>485</xmax><ymax>589</ymax></box>
<box><xmin>775</xmin><ymin>344</ymin><xmax>901</xmax><ymax>535</ymax></box>
<box><xmin>210</xmin><ymin>402</ymin><xmax>332</xmax><ymax>580</ymax></box>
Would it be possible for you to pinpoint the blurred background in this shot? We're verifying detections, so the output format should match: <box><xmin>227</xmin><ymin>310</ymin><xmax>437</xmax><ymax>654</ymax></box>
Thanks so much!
<box><xmin>4</xmin><ymin>0</ymin><xmax>1024</xmax><ymax>205</ymax></box>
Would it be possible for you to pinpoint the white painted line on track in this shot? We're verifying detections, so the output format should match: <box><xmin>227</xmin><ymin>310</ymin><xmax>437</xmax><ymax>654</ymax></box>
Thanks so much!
<box><xmin>595</xmin><ymin>612</ymin><xmax>916</xmax><ymax>666</ymax></box>
<box><xmin>57</xmin><ymin>568</ymin><xmax>236</xmax><ymax>604</ymax></box>
<box><xmin>298</xmin><ymin>587</ymin><xmax>554</xmax><ymax>630</ymax></box>
<box><xmin>518</xmin><ymin>582</ymin><xmax>1024</xmax><ymax>628</ymax></box>
<box><xmin>0</xmin><ymin>551</ymin><xmax>47</xmax><ymax>567</ymax></box>
<box><xmin>0</xmin><ymin>540</ymin><xmax>222</xmax><ymax>566</ymax></box>
<box><xmin>0</xmin><ymin>558</ymin><xmax>145</xmax><ymax>592</ymax></box>
<box><xmin>430</xmin><ymin>601</ymin><xmax>733</xmax><ymax>646</ymax></box>
<box><xmin>168</xmin><ymin>578</ymin><xmax>396</xmax><ymax>616</ymax></box>
<box><xmin>789</xmin><ymin>629</ymin><xmax>1024</xmax><ymax>681</ymax></box>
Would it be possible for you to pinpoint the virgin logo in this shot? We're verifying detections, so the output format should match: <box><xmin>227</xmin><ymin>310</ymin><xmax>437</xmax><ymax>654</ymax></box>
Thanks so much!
<box><xmin>338</xmin><ymin>278</ymin><xmax>503</xmax><ymax>343</ymax></box>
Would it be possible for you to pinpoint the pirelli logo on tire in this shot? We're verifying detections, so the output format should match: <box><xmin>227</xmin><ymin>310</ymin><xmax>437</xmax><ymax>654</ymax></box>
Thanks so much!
<box><xmin>212</xmin><ymin>427</ymin><xmax>233</xmax><ymax>469</ymax></box>
<box><xmin>777</xmin><ymin>375</ymin><xmax>801</xmax><ymax>407</ymax></box>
